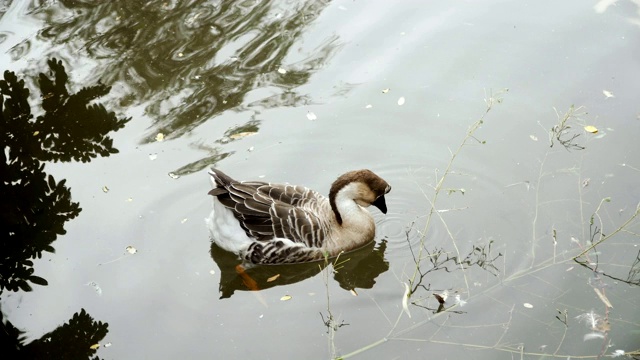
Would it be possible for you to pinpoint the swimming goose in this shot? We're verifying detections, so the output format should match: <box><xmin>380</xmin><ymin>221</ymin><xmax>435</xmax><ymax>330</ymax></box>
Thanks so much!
<box><xmin>207</xmin><ymin>169</ymin><xmax>391</xmax><ymax>264</ymax></box>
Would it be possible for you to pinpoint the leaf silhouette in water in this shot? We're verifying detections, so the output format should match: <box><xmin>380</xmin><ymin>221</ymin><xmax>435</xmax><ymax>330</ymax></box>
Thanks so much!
<box><xmin>1</xmin><ymin>58</ymin><xmax>129</xmax><ymax>293</ymax></box>
<box><xmin>28</xmin><ymin>276</ymin><xmax>48</xmax><ymax>286</ymax></box>
<box><xmin>19</xmin><ymin>308</ymin><xmax>109</xmax><ymax>358</ymax></box>
<box><xmin>34</xmin><ymin>58</ymin><xmax>131</xmax><ymax>163</ymax></box>
<box><xmin>0</xmin><ymin>58</ymin><xmax>125</xmax><ymax>359</ymax></box>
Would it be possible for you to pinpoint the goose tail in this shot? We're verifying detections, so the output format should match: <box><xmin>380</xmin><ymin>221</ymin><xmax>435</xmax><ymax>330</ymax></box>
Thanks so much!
<box><xmin>208</xmin><ymin>168</ymin><xmax>236</xmax><ymax>196</ymax></box>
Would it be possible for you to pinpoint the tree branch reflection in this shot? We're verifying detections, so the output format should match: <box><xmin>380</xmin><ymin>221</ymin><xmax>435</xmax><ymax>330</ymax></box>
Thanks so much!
<box><xmin>1</xmin><ymin>58</ymin><xmax>130</xmax><ymax>358</ymax></box>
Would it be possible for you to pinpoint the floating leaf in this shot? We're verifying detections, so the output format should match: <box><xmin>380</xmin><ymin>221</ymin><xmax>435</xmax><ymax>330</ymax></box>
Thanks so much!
<box><xmin>149</xmin><ymin>153</ymin><xmax>158</xmax><ymax>160</ymax></box>
<box><xmin>104</xmin><ymin>343</ymin><xmax>112</xmax><ymax>348</ymax></box>
<box><xmin>155</xmin><ymin>133</ymin><xmax>165</xmax><ymax>142</ymax></box>
<box><xmin>181</xmin><ymin>218</ymin><xmax>188</xmax><ymax>224</ymax></box>
<box><xmin>602</xmin><ymin>90</ymin><xmax>614</xmax><ymax>98</ymax></box>
<box><xmin>126</xmin><ymin>246</ymin><xmax>137</xmax><ymax>254</ymax></box>
<box><xmin>280</xmin><ymin>295</ymin><xmax>292</xmax><ymax>301</ymax></box>
<box><xmin>440</xmin><ymin>289</ymin><xmax>449</xmax><ymax>302</ymax></box>
<box><xmin>277</xmin><ymin>67</ymin><xmax>287</xmax><ymax>74</ymax></box>
<box><xmin>229</xmin><ymin>131</ymin><xmax>257</xmax><ymax>140</ymax></box>
<box><xmin>584</xmin><ymin>125</ymin><xmax>598</xmax><ymax>133</ymax></box>
<box><xmin>267</xmin><ymin>274</ymin><xmax>280</xmax><ymax>282</ymax></box>
<box><xmin>382</xmin><ymin>88</ymin><xmax>389</xmax><ymax>93</ymax></box>
<box><xmin>584</xmin><ymin>332</ymin><xmax>605</xmax><ymax>341</ymax></box>
<box><xmin>397</xmin><ymin>97</ymin><xmax>405</xmax><ymax>106</ymax></box>
<box><xmin>365</xmin><ymin>104</ymin><xmax>372</xmax><ymax>109</ymax></box>
<box><xmin>126</xmin><ymin>197</ymin><xmax>133</xmax><ymax>202</ymax></box>
<box><xmin>529</xmin><ymin>135</ymin><xmax>538</xmax><ymax>141</ymax></box>
<box><xmin>402</xmin><ymin>283</ymin><xmax>411</xmax><ymax>318</ymax></box>
<box><xmin>87</xmin><ymin>281</ymin><xmax>102</xmax><ymax>296</ymax></box>
<box><xmin>90</xmin><ymin>344</ymin><xmax>100</xmax><ymax>350</ymax></box>
<box><xmin>102</xmin><ymin>186</ymin><xmax>109</xmax><ymax>193</ymax></box>
<box><xmin>523</xmin><ymin>303</ymin><xmax>533</xmax><ymax>308</ymax></box>
<box><xmin>594</xmin><ymin>288</ymin><xmax>613</xmax><ymax>308</ymax></box>
<box><xmin>306</xmin><ymin>111</ymin><xmax>317</xmax><ymax>121</ymax></box>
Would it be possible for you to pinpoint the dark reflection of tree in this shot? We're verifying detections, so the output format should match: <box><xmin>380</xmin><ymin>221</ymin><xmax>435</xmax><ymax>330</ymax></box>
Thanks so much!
<box><xmin>33</xmin><ymin>0</ymin><xmax>340</xmax><ymax>143</ymax></box>
<box><xmin>211</xmin><ymin>240</ymin><xmax>389</xmax><ymax>299</ymax></box>
<box><xmin>1</xmin><ymin>309</ymin><xmax>109</xmax><ymax>360</ymax></box>
<box><xmin>1</xmin><ymin>58</ymin><xmax>130</xmax><ymax>358</ymax></box>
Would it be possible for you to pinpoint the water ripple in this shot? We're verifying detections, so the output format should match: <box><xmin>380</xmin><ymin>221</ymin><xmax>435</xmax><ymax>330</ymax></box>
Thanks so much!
<box><xmin>8</xmin><ymin>39</ymin><xmax>30</xmax><ymax>61</ymax></box>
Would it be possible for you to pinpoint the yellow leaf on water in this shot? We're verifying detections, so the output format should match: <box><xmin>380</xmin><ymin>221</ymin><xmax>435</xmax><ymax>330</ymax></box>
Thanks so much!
<box><xmin>584</xmin><ymin>125</ymin><xmax>598</xmax><ymax>134</ymax></box>
<box><xmin>280</xmin><ymin>295</ymin><xmax>292</xmax><ymax>301</ymax></box>
<box><xmin>229</xmin><ymin>131</ymin><xmax>257</xmax><ymax>140</ymax></box>
<box><xmin>90</xmin><ymin>344</ymin><xmax>100</xmax><ymax>350</ymax></box>
<box><xmin>267</xmin><ymin>274</ymin><xmax>280</xmax><ymax>282</ymax></box>
<box><xmin>126</xmin><ymin>246</ymin><xmax>137</xmax><ymax>254</ymax></box>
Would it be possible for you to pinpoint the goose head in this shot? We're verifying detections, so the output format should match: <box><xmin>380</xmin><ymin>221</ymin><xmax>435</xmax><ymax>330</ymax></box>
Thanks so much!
<box><xmin>329</xmin><ymin>170</ymin><xmax>391</xmax><ymax>225</ymax></box>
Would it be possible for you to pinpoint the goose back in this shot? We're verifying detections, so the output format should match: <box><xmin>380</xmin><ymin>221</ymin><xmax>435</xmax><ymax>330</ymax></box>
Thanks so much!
<box><xmin>209</xmin><ymin>169</ymin><xmax>332</xmax><ymax>248</ymax></box>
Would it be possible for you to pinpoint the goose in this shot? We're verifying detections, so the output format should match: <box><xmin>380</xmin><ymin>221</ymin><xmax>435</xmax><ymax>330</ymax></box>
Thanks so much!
<box><xmin>207</xmin><ymin>169</ymin><xmax>391</xmax><ymax>264</ymax></box>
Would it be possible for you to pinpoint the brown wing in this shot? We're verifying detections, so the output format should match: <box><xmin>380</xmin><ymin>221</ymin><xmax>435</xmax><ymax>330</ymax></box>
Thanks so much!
<box><xmin>209</xmin><ymin>169</ymin><xmax>329</xmax><ymax>246</ymax></box>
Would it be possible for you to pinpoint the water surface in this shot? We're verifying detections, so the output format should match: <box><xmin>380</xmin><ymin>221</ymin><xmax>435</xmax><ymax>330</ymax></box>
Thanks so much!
<box><xmin>1</xmin><ymin>1</ymin><xmax>639</xmax><ymax>359</ymax></box>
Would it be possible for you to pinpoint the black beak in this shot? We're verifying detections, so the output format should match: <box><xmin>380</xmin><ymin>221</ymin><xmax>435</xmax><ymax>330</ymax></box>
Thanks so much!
<box><xmin>372</xmin><ymin>195</ymin><xmax>388</xmax><ymax>214</ymax></box>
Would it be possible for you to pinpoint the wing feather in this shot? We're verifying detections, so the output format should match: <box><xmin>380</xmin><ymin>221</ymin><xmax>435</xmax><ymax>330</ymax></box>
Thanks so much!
<box><xmin>209</xmin><ymin>171</ymin><xmax>330</xmax><ymax>246</ymax></box>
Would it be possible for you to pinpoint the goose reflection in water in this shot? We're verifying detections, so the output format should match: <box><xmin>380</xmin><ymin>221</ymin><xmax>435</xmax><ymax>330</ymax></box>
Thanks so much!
<box><xmin>210</xmin><ymin>240</ymin><xmax>389</xmax><ymax>299</ymax></box>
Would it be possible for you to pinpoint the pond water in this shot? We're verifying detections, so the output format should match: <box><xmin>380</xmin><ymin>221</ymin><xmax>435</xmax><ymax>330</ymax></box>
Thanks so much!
<box><xmin>1</xmin><ymin>1</ymin><xmax>639</xmax><ymax>359</ymax></box>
